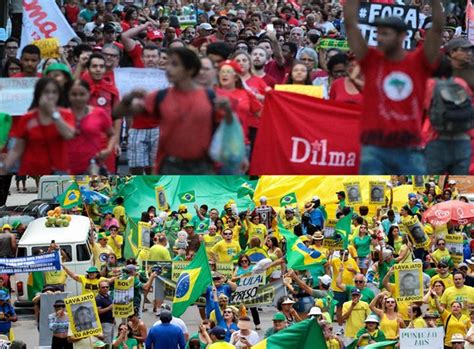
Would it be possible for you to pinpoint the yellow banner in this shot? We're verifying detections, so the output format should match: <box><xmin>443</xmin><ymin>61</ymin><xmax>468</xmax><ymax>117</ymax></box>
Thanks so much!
<box><xmin>171</xmin><ymin>261</ymin><xmax>233</xmax><ymax>281</ymax></box>
<box><xmin>113</xmin><ymin>277</ymin><xmax>134</xmax><ymax>318</ymax></box>
<box><xmin>33</xmin><ymin>38</ymin><xmax>60</xmax><ymax>59</ymax></box>
<box><xmin>275</xmin><ymin>84</ymin><xmax>324</xmax><ymax>98</ymax></box>
<box><xmin>344</xmin><ymin>181</ymin><xmax>362</xmax><ymax>205</ymax></box>
<box><xmin>64</xmin><ymin>293</ymin><xmax>102</xmax><ymax>339</ymax></box>
<box><xmin>445</xmin><ymin>234</ymin><xmax>464</xmax><ymax>266</ymax></box>
<box><xmin>369</xmin><ymin>181</ymin><xmax>386</xmax><ymax>205</ymax></box>
<box><xmin>394</xmin><ymin>262</ymin><xmax>423</xmax><ymax>303</ymax></box>
<box><xmin>138</xmin><ymin>221</ymin><xmax>152</xmax><ymax>250</ymax></box>
<box><xmin>412</xmin><ymin>176</ymin><xmax>427</xmax><ymax>191</ymax></box>
<box><xmin>155</xmin><ymin>185</ymin><xmax>168</xmax><ymax>211</ymax></box>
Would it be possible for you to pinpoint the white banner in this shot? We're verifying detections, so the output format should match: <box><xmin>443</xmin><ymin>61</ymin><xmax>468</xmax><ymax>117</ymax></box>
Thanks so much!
<box><xmin>230</xmin><ymin>273</ymin><xmax>264</xmax><ymax>303</ymax></box>
<box><xmin>114</xmin><ymin>68</ymin><xmax>169</xmax><ymax>98</ymax></box>
<box><xmin>21</xmin><ymin>0</ymin><xmax>77</xmax><ymax>50</ymax></box>
<box><xmin>399</xmin><ymin>327</ymin><xmax>444</xmax><ymax>349</ymax></box>
<box><xmin>0</xmin><ymin>78</ymin><xmax>37</xmax><ymax>115</ymax></box>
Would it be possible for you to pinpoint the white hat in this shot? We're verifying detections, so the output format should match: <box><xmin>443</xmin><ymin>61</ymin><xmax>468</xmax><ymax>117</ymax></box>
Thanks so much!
<box><xmin>312</xmin><ymin>196</ymin><xmax>320</xmax><ymax>202</ymax></box>
<box><xmin>308</xmin><ymin>307</ymin><xmax>322</xmax><ymax>316</ymax></box>
<box><xmin>364</xmin><ymin>314</ymin><xmax>380</xmax><ymax>323</ymax></box>
<box><xmin>448</xmin><ymin>179</ymin><xmax>456</xmax><ymax>184</ymax></box>
<box><xmin>198</xmin><ymin>23</ymin><xmax>213</xmax><ymax>31</ymax></box>
<box><xmin>319</xmin><ymin>275</ymin><xmax>332</xmax><ymax>286</ymax></box>
<box><xmin>466</xmin><ymin>257</ymin><xmax>474</xmax><ymax>265</ymax></box>
<box><xmin>450</xmin><ymin>334</ymin><xmax>465</xmax><ymax>343</ymax></box>
<box><xmin>458</xmin><ymin>262</ymin><xmax>468</xmax><ymax>269</ymax></box>
<box><xmin>281</xmin><ymin>297</ymin><xmax>296</xmax><ymax>305</ymax></box>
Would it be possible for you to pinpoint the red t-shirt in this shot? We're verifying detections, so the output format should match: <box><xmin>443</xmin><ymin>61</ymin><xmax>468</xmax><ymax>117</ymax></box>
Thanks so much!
<box><xmin>81</xmin><ymin>72</ymin><xmax>120</xmax><ymax>116</ymax></box>
<box><xmin>131</xmin><ymin>111</ymin><xmax>160</xmax><ymax>129</ymax></box>
<box><xmin>144</xmin><ymin>88</ymin><xmax>215</xmax><ymax>171</ymax></box>
<box><xmin>264</xmin><ymin>59</ymin><xmax>291</xmax><ymax>85</ymax></box>
<box><xmin>358</xmin><ymin>46</ymin><xmax>437</xmax><ymax>147</ymax></box>
<box><xmin>329</xmin><ymin>78</ymin><xmax>364</xmax><ymax>105</ymax></box>
<box><xmin>128</xmin><ymin>44</ymin><xmax>144</xmax><ymax>68</ymax></box>
<box><xmin>64</xmin><ymin>4</ymin><xmax>80</xmax><ymax>24</ymax></box>
<box><xmin>11</xmin><ymin>109</ymin><xmax>74</xmax><ymax>175</ymax></box>
<box><xmin>262</xmin><ymin>74</ymin><xmax>276</xmax><ymax>88</ymax></box>
<box><xmin>68</xmin><ymin>107</ymin><xmax>113</xmax><ymax>174</ymax></box>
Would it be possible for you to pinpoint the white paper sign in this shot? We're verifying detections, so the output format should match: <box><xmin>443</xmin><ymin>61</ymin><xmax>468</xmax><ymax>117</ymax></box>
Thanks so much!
<box><xmin>0</xmin><ymin>78</ymin><xmax>38</xmax><ymax>115</ymax></box>
<box><xmin>114</xmin><ymin>68</ymin><xmax>169</xmax><ymax>98</ymax></box>
<box><xmin>399</xmin><ymin>327</ymin><xmax>444</xmax><ymax>349</ymax></box>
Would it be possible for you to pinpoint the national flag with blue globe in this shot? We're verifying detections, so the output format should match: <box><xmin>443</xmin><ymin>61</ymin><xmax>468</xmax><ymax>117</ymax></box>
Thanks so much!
<box><xmin>172</xmin><ymin>244</ymin><xmax>212</xmax><ymax>317</ymax></box>
<box><xmin>178</xmin><ymin>190</ymin><xmax>196</xmax><ymax>203</ymax></box>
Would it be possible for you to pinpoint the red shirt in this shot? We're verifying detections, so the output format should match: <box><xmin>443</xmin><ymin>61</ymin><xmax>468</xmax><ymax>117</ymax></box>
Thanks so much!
<box><xmin>144</xmin><ymin>88</ymin><xmax>215</xmax><ymax>171</ymax></box>
<box><xmin>11</xmin><ymin>109</ymin><xmax>74</xmax><ymax>175</ymax></box>
<box><xmin>128</xmin><ymin>44</ymin><xmax>144</xmax><ymax>68</ymax></box>
<box><xmin>64</xmin><ymin>4</ymin><xmax>80</xmax><ymax>24</ymax></box>
<box><xmin>358</xmin><ymin>46</ymin><xmax>437</xmax><ymax>147</ymax></box>
<box><xmin>68</xmin><ymin>107</ymin><xmax>113</xmax><ymax>174</ymax></box>
<box><xmin>264</xmin><ymin>59</ymin><xmax>291</xmax><ymax>85</ymax></box>
<box><xmin>11</xmin><ymin>72</ymin><xmax>42</xmax><ymax>78</ymax></box>
<box><xmin>131</xmin><ymin>112</ymin><xmax>160</xmax><ymax>129</ymax></box>
<box><xmin>329</xmin><ymin>78</ymin><xmax>364</xmax><ymax>105</ymax></box>
<box><xmin>81</xmin><ymin>72</ymin><xmax>120</xmax><ymax>116</ymax></box>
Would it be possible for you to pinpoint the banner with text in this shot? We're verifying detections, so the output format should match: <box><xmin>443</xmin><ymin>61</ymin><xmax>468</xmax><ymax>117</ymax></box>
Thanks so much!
<box><xmin>357</xmin><ymin>3</ymin><xmax>419</xmax><ymax>49</ymax></box>
<box><xmin>394</xmin><ymin>262</ymin><xmax>423</xmax><ymax>303</ymax></box>
<box><xmin>0</xmin><ymin>251</ymin><xmax>60</xmax><ymax>274</ymax></box>
<box><xmin>231</xmin><ymin>273</ymin><xmax>266</xmax><ymax>304</ymax></box>
<box><xmin>65</xmin><ymin>293</ymin><xmax>102</xmax><ymax>339</ymax></box>
<box><xmin>0</xmin><ymin>78</ymin><xmax>37</xmax><ymax>116</ymax></box>
<box><xmin>399</xmin><ymin>327</ymin><xmax>444</xmax><ymax>349</ymax></box>
<box><xmin>250</xmin><ymin>91</ymin><xmax>361</xmax><ymax>175</ymax></box>
<box><xmin>114</xmin><ymin>68</ymin><xmax>169</xmax><ymax>98</ymax></box>
<box><xmin>445</xmin><ymin>234</ymin><xmax>464</xmax><ymax>266</ymax></box>
<box><xmin>113</xmin><ymin>278</ymin><xmax>134</xmax><ymax>318</ymax></box>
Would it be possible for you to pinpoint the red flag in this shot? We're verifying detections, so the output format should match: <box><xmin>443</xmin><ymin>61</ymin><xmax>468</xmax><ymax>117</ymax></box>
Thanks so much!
<box><xmin>250</xmin><ymin>91</ymin><xmax>362</xmax><ymax>175</ymax></box>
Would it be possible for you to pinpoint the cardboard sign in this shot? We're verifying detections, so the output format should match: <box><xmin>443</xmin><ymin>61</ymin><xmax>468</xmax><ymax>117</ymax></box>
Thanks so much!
<box><xmin>231</xmin><ymin>274</ymin><xmax>264</xmax><ymax>303</ymax></box>
<box><xmin>344</xmin><ymin>182</ymin><xmax>362</xmax><ymax>204</ymax></box>
<box><xmin>138</xmin><ymin>222</ymin><xmax>152</xmax><ymax>249</ymax></box>
<box><xmin>0</xmin><ymin>78</ymin><xmax>37</xmax><ymax>115</ymax></box>
<box><xmin>39</xmin><ymin>292</ymin><xmax>70</xmax><ymax>346</ymax></box>
<box><xmin>113</xmin><ymin>277</ymin><xmax>134</xmax><ymax>318</ymax></box>
<box><xmin>445</xmin><ymin>234</ymin><xmax>463</xmax><ymax>266</ymax></box>
<box><xmin>357</xmin><ymin>3</ymin><xmax>419</xmax><ymax>49</ymax></box>
<box><xmin>412</xmin><ymin>175</ymin><xmax>427</xmax><ymax>191</ymax></box>
<box><xmin>114</xmin><ymin>68</ymin><xmax>169</xmax><ymax>98</ymax></box>
<box><xmin>394</xmin><ymin>262</ymin><xmax>423</xmax><ymax>302</ymax></box>
<box><xmin>33</xmin><ymin>38</ymin><xmax>60</xmax><ymax>58</ymax></box>
<box><xmin>369</xmin><ymin>181</ymin><xmax>386</xmax><ymax>205</ymax></box>
<box><xmin>399</xmin><ymin>327</ymin><xmax>444</xmax><ymax>349</ymax></box>
<box><xmin>64</xmin><ymin>293</ymin><xmax>102</xmax><ymax>339</ymax></box>
<box><xmin>155</xmin><ymin>185</ymin><xmax>168</xmax><ymax>211</ymax></box>
<box><xmin>171</xmin><ymin>261</ymin><xmax>233</xmax><ymax>281</ymax></box>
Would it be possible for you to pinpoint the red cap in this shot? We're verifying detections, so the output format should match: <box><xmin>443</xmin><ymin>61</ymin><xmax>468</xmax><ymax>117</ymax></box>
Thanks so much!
<box><xmin>147</xmin><ymin>30</ymin><xmax>164</xmax><ymax>40</ymax></box>
<box><xmin>219</xmin><ymin>60</ymin><xmax>243</xmax><ymax>75</ymax></box>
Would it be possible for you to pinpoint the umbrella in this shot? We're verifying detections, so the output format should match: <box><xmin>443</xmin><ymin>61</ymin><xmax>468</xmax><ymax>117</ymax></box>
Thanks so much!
<box><xmin>79</xmin><ymin>188</ymin><xmax>110</xmax><ymax>205</ymax></box>
<box><xmin>423</xmin><ymin>200</ymin><xmax>474</xmax><ymax>226</ymax></box>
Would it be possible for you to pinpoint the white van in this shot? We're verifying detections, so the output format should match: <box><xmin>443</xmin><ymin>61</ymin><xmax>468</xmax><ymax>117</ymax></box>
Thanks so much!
<box><xmin>15</xmin><ymin>215</ymin><xmax>94</xmax><ymax>305</ymax></box>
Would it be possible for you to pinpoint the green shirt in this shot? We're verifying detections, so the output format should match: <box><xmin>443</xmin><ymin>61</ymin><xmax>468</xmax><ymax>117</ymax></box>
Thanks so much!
<box><xmin>353</xmin><ymin>235</ymin><xmax>371</xmax><ymax>258</ymax></box>
<box><xmin>345</xmin><ymin>285</ymin><xmax>375</xmax><ymax>304</ymax></box>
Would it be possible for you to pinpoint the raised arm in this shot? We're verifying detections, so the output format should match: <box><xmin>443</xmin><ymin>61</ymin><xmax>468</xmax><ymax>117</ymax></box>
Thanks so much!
<box><xmin>343</xmin><ymin>0</ymin><xmax>368</xmax><ymax>61</ymax></box>
<box><xmin>423</xmin><ymin>0</ymin><xmax>444</xmax><ymax>64</ymax></box>
<box><xmin>62</xmin><ymin>263</ymin><xmax>80</xmax><ymax>282</ymax></box>
<box><xmin>336</xmin><ymin>265</ymin><xmax>347</xmax><ymax>292</ymax></box>
<box><xmin>369</xmin><ymin>292</ymin><xmax>385</xmax><ymax>318</ymax></box>
<box><xmin>121</xmin><ymin>23</ymin><xmax>149</xmax><ymax>53</ymax></box>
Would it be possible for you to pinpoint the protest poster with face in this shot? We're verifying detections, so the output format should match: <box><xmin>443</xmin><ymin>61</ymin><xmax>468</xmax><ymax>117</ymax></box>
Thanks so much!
<box><xmin>155</xmin><ymin>185</ymin><xmax>168</xmax><ymax>211</ymax></box>
<box><xmin>394</xmin><ymin>262</ymin><xmax>423</xmax><ymax>302</ymax></box>
<box><xmin>369</xmin><ymin>181</ymin><xmax>386</xmax><ymax>205</ymax></box>
<box><xmin>138</xmin><ymin>221</ymin><xmax>152</xmax><ymax>249</ymax></box>
<box><xmin>344</xmin><ymin>182</ymin><xmax>362</xmax><ymax>204</ymax></box>
<box><xmin>445</xmin><ymin>234</ymin><xmax>464</xmax><ymax>266</ymax></box>
<box><xmin>65</xmin><ymin>293</ymin><xmax>102</xmax><ymax>339</ymax></box>
<box><xmin>412</xmin><ymin>176</ymin><xmax>427</xmax><ymax>191</ymax></box>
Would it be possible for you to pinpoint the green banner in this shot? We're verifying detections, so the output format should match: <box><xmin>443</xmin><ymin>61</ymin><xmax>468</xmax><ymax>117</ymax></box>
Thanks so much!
<box><xmin>318</xmin><ymin>38</ymin><xmax>349</xmax><ymax>51</ymax></box>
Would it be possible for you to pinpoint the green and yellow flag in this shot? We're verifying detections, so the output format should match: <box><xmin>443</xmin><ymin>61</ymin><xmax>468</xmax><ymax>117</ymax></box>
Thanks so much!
<box><xmin>57</xmin><ymin>182</ymin><xmax>82</xmax><ymax>209</ymax></box>
<box><xmin>279</xmin><ymin>226</ymin><xmax>326</xmax><ymax>270</ymax></box>
<box><xmin>280</xmin><ymin>192</ymin><xmax>297</xmax><ymax>206</ymax></box>
<box><xmin>172</xmin><ymin>244</ymin><xmax>212</xmax><ymax>317</ymax></box>
<box><xmin>178</xmin><ymin>190</ymin><xmax>196</xmax><ymax>203</ymax></box>
<box><xmin>237</xmin><ymin>181</ymin><xmax>256</xmax><ymax>199</ymax></box>
<box><xmin>253</xmin><ymin>318</ymin><xmax>327</xmax><ymax>349</ymax></box>
<box><xmin>334</xmin><ymin>211</ymin><xmax>352</xmax><ymax>249</ymax></box>
<box><xmin>27</xmin><ymin>271</ymin><xmax>44</xmax><ymax>301</ymax></box>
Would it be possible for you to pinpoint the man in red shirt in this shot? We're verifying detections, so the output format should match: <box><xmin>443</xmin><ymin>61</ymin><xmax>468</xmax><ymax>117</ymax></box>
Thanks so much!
<box><xmin>121</xmin><ymin>23</ymin><xmax>164</xmax><ymax>68</ymax></box>
<box><xmin>12</xmin><ymin>45</ymin><xmax>42</xmax><ymax>78</ymax></box>
<box><xmin>344</xmin><ymin>0</ymin><xmax>443</xmax><ymax>174</ymax></box>
<box><xmin>209</xmin><ymin>16</ymin><xmax>230</xmax><ymax>42</ymax></box>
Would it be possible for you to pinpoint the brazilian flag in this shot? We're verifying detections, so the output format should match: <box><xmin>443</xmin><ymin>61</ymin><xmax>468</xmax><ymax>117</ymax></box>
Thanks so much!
<box><xmin>57</xmin><ymin>182</ymin><xmax>82</xmax><ymax>209</ymax></box>
<box><xmin>172</xmin><ymin>244</ymin><xmax>212</xmax><ymax>317</ymax></box>
<box><xmin>334</xmin><ymin>211</ymin><xmax>352</xmax><ymax>249</ymax></box>
<box><xmin>279</xmin><ymin>225</ymin><xmax>326</xmax><ymax>270</ymax></box>
<box><xmin>253</xmin><ymin>319</ymin><xmax>327</xmax><ymax>349</ymax></box>
<box><xmin>280</xmin><ymin>192</ymin><xmax>297</xmax><ymax>206</ymax></box>
<box><xmin>237</xmin><ymin>181</ymin><xmax>256</xmax><ymax>199</ymax></box>
<box><xmin>178</xmin><ymin>190</ymin><xmax>195</xmax><ymax>203</ymax></box>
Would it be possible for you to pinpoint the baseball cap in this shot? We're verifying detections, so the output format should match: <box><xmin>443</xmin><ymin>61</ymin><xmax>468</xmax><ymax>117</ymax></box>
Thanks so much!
<box><xmin>198</xmin><ymin>23</ymin><xmax>213</xmax><ymax>31</ymax></box>
<box><xmin>438</xmin><ymin>261</ymin><xmax>448</xmax><ymax>268</ymax></box>
<box><xmin>336</xmin><ymin>191</ymin><xmax>346</xmax><ymax>197</ymax></box>
<box><xmin>86</xmin><ymin>266</ymin><xmax>99</xmax><ymax>273</ymax></box>
<box><xmin>458</xmin><ymin>262</ymin><xmax>468</xmax><ymax>269</ymax></box>
<box><xmin>308</xmin><ymin>306</ymin><xmax>322</xmax><ymax>316</ymax></box>
<box><xmin>445</xmin><ymin>37</ymin><xmax>474</xmax><ymax>52</ymax></box>
<box><xmin>97</xmin><ymin>233</ymin><xmax>107</xmax><ymax>241</ymax></box>
<box><xmin>44</xmin><ymin>63</ymin><xmax>72</xmax><ymax>79</ymax></box>
<box><xmin>1</xmin><ymin>224</ymin><xmax>12</xmax><ymax>231</ymax></box>
<box><xmin>209</xmin><ymin>326</ymin><xmax>226</xmax><ymax>340</ymax></box>
<box><xmin>272</xmin><ymin>312</ymin><xmax>286</xmax><ymax>321</ymax></box>
<box><xmin>351</xmin><ymin>288</ymin><xmax>361</xmax><ymax>295</ymax></box>
<box><xmin>466</xmin><ymin>257</ymin><xmax>474</xmax><ymax>265</ymax></box>
<box><xmin>147</xmin><ymin>29</ymin><xmax>164</xmax><ymax>41</ymax></box>
<box><xmin>408</xmin><ymin>193</ymin><xmax>417</xmax><ymax>200</ymax></box>
<box><xmin>11</xmin><ymin>221</ymin><xmax>21</xmax><ymax>229</ymax></box>
<box><xmin>126</xmin><ymin>264</ymin><xmax>138</xmax><ymax>272</ymax></box>
<box><xmin>94</xmin><ymin>341</ymin><xmax>107</xmax><ymax>348</ymax></box>
<box><xmin>53</xmin><ymin>300</ymin><xmax>66</xmax><ymax>307</ymax></box>
<box><xmin>184</xmin><ymin>222</ymin><xmax>194</xmax><ymax>228</ymax></box>
<box><xmin>373</xmin><ymin>16</ymin><xmax>408</xmax><ymax>33</ymax></box>
<box><xmin>319</xmin><ymin>274</ymin><xmax>332</xmax><ymax>286</ymax></box>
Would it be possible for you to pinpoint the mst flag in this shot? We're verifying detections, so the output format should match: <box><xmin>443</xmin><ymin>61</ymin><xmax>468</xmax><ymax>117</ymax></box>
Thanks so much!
<box><xmin>172</xmin><ymin>244</ymin><xmax>212</xmax><ymax>317</ymax></box>
<box><xmin>57</xmin><ymin>182</ymin><xmax>82</xmax><ymax>209</ymax></box>
<box><xmin>253</xmin><ymin>319</ymin><xmax>327</xmax><ymax>349</ymax></box>
<box><xmin>280</xmin><ymin>226</ymin><xmax>326</xmax><ymax>270</ymax></box>
<box><xmin>280</xmin><ymin>192</ymin><xmax>297</xmax><ymax>206</ymax></box>
<box><xmin>250</xmin><ymin>91</ymin><xmax>361</xmax><ymax>174</ymax></box>
<box><xmin>178</xmin><ymin>190</ymin><xmax>196</xmax><ymax>203</ymax></box>
<box><xmin>335</xmin><ymin>212</ymin><xmax>352</xmax><ymax>249</ymax></box>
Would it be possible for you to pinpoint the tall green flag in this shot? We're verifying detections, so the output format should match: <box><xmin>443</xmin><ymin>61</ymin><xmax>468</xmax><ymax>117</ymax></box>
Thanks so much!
<box><xmin>253</xmin><ymin>319</ymin><xmax>327</xmax><ymax>349</ymax></box>
<box><xmin>237</xmin><ymin>181</ymin><xmax>256</xmax><ymax>199</ymax></box>
<box><xmin>280</xmin><ymin>192</ymin><xmax>297</xmax><ymax>206</ymax></box>
<box><xmin>56</xmin><ymin>182</ymin><xmax>82</xmax><ymax>209</ymax></box>
<box><xmin>335</xmin><ymin>211</ymin><xmax>352</xmax><ymax>249</ymax></box>
<box><xmin>172</xmin><ymin>244</ymin><xmax>212</xmax><ymax>317</ymax></box>
<box><xmin>279</xmin><ymin>225</ymin><xmax>326</xmax><ymax>270</ymax></box>
<box><xmin>178</xmin><ymin>190</ymin><xmax>196</xmax><ymax>203</ymax></box>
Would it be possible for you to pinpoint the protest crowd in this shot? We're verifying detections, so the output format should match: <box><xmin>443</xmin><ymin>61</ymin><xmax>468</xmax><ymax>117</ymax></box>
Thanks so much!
<box><xmin>0</xmin><ymin>0</ymin><xmax>473</xmax><ymax>175</ymax></box>
<box><xmin>0</xmin><ymin>175</ymin><xmax>472</xmax><ymax>349</ymax></box>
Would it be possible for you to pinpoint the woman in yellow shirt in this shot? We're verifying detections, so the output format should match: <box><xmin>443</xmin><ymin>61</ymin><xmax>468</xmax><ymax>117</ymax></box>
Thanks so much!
<box><xmin>423</xmin><ymin>281</ymin><xmax>446</xmax><ymax>326</ymax></box>
<box><xmin>430</xmin><ymin>238</ymin><xmax>452</xmax><ymax>266</ymax></box>
<box><xmin>369</xmin><ymin>292</ymin><xmax>405</xmax><ymax>340</ymax></box>
<box><xmin>408</xmin><ymin>304</ymin><xmax>426</xmax><ymax>328</ymax></box>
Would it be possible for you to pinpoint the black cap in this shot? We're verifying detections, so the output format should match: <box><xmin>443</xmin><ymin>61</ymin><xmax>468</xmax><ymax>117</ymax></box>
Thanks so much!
<box><xmin>373</xmin><ymin>16</ymin><xmax>408</xmax><ymax>33</ymax></box>
<box><xmin>336</xmin><ymin>191</ymin><xmax>346</xmax><ymax>198</ymax></box>
<box><xmin>53</xmin><ymin>299</ymin><xmax>65</xmax><ymax>307</ymax></box>
<box><xmin>103</xmin><ymin>23</ymin><xmax>116</xmax><ymax>33</ymax></box>
<box><xmin>209</xmin><ymin>326</ymin><xmax>226</xmax><ymax>340</ymax></box>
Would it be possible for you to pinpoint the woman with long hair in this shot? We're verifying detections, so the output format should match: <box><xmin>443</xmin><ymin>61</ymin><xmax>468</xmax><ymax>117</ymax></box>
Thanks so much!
<box><xmin>67</xmin><ymin>79</ymin><xmax>116</xmax><ymax>174</ymax></box>
<box><xmin>1</xmin><ymin>58</ymin><xmax>21</xmax><ymax>77</ymax></box>
<box><xmin>395</xmin><ymin>235</ymin><xmax>413</xmax><ymax>263</ymax></box>
<box><xmin>387</xmin><ymin>225</ymin><xmax>403</xmax><ymax>256</ymax></box>
<box><xmin>329</xmin><ymin>57</ymin><xmax>364</xmax><ymax>104</ymax></box>
<box><xmin>127</xmin><ymin>311</ymin><xmax>147</xmax><ymax>348</ymax></box>
<box><xmin>112</xmin><ymin>323</ymin><xmax>138</xmax><ymax>349</ymax></box>
<box><xmin>0</xmin><ymin>78</ymin><xmax>75</xmax><ymax>175</ymax></box>
<box><xmin>285</xmin><ymin>62</ymin><xmax>312</xmax><ymax>85</ymax></box>
<box><xmin>369</xmin><ymin>292</ymin><xmax>405</xmax><ymax>341</ymax></box>
<box><xmin>353</xmin><ymin>222</ymin><xmax>371</xmax><ymax>274</ymax></box>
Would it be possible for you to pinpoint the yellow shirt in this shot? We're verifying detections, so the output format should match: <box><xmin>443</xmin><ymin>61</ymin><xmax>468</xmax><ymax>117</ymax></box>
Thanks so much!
<box><xmin>331</xmin><ymin>257</ymin><xmax>360</xmax><ymax>292</ymax></box>
<box><xmin>246</xmin><ymin>222</ymin><xmax>267</xmax><ymax>246</ymax></box>
<box><xmin>326</xmin><ymin>338</ymin><xmax>342</xmax><ymax>349</ymax></box>
<box><xmin>411</xmin><ymin>316</ymin><xmax>427</xmax><ymax>328</ymax></box>
<box><xmin>107</xmin><ymin>235</ymin><xmax>123</xmax><ymax>259</ymax></box>
<box><xmin>441</xmin><ymin>285</ymin><xmax>474</xmax><ymax>316</ymax></box>
<box><xmin>92</xmin><ymin>244</ymin><xmax>114</xmax><ymax>268</ymax></box>
<box><xmin>431</xmin><ymin>249</ymin><xmax>451</xmax><ymax>265</ymax></box>
<box><xmin>148</xmin><ymin>244</ymin><xmax>171</xmax><ymax>261</ymax></box>
<box><xmin>78</xmin><ymin>275</ymin><xmax>108</xmax><ymax>295</ymax></box>
<box><xmin>430</xmin><ymin>273</ymin><xmax>454</xmax><ymax>288</ymax></box>
<box><xmin>386</xmin><ymin>283</ymin><xmax>409</xmax><ymax>321</ymax></box>
<box><xmin>342</xmin><ymin>300</ymin><xmax>371</xmax><ymax>338</ymax></box>
<box><xmin>44</xmin><ymin>270</ymin><xmax>67</xmax><ymax>285</ymax></box>
<box><xmin>112</xmin><ymin>205</ymin><xmax>127</xmax><ymax>232</ymax></box>
<box><xmin>380</xmin><ymin>314</ymin><xmax>400</xmax><ymax>340</ymax></box>
<box><xmin>441</xmin><ymin>309</ymin><xmax>471</xmax><ymax>347</ymax></box>
<box><xmin>203</xmin><ymin>234</ymin><xmax>223</xmax><ymax>254</ymax></box>
<box><xmin>208</xmin><ymin>342</ymin><xmax>236</xmax><ymax>349</ymax></box>
<box><xmin>211</xmin><ymin>240</ymin><xmax>241</xmax><ymax>263</ymax></box>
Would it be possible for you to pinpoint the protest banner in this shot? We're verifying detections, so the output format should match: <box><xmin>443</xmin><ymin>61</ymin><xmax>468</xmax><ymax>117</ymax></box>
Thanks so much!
<box><xmin>21</xmin><ymin>0</ymin><xmax>77</xmax><ymax>51</ymax></box>
<box><xmin>177</xmin><ymin>15</ymin><xmax>197</xmax><ymax>27</ymax></box>
<box><xmin>39</xmin><ymin>292</ymin><xmax>69</xmax><ymax>346</ymax></box>
<box><xmin>0</xmin><ymin>251</ymin><xmax>60</xmax><ymax>274</ymax></box>
<box><xmin>33</xmin><ymin>38</ymin><xmax>60</xmax><ymax>58</ymax></box>
<box><xmin>275</xmin><ymin>85</ymin><xmax>324</xmax><ymax>98</ymax></box>
<box><xmin>369</xmin><ymin>181</ymin><xmax>386</xmax><ymax>205</ymax></box>
<box><xmin>114</xmin><ymin>68</ymin><xmax>169</xmax><ymax>98</ymax></box>
<box><xmin>231</xmin><ymin>273</ymin><xmax>265</xmax><ymax>303</ymax></box>
<box><xmin>113</xmin><ymin>278</ymin><xmax>134</xmax><ymax>318</ymax></box>
<box><xmin>412</xmin><ymin>176</ymin><xmax>427</xmax><ymax>191</ymax></box>
<box><xmin>399</xmin><ymin>327</ymin><xmax>444</xmax><ymax>349</ymax></box>
<box><xmin>357</xmin><ymin>3</ymin><xmax>419</xmax><ymax>49</ymax></box>
<box><xmin>445</xmin><ymin>234</ymin><xmax>464</xmax><ymax>266</ymax></box>
<box><xmin>344</xmin><ymin>182</ymin><xmax>362</xmax><ymax>205</ymax></box>
<box><xmin>323</xmin><ymin>219</ymin><xmax>344</xmax><ymax>250</ymax></box>
<box><xmin>172</xmin><ymin>261</ymin><xmax>233</xmax><ymax>281</ymax></box>
<box><xmin>64</xmin><ymin>293</ymin><xmax>102</xmax><ymax>339</ymax></box>
<box><xmin>318</xmin><ymin>38</ymin><xmax>349</xmax><ymax>51</ymax></box>
<box><xmin>394</xmin><ymin>262</ymin><xmax>423</xmax><ymax>302</ymax></box>
<box><xmin>0</xmin><ymin>78</ymin><xmax>38</xmax><ymax>115</ymax></box>
<box><xmin>155</xmin><ymin>186</ymin><xmax>168</xmax><ymax>211</ymax></box>
<box><xmin>250</xmin><ymin>91</ymin><xmax>361</xmax><ymax>175</ymax></box>
<box><xmin>138</xmin><ymin>222</ymin><xmax>152</xmax><ymax>250</ymax></box>
<box><xmin>401</xmin><ymin>216</ymin><xmax>430</xmax><ymax>249</ymax></box>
